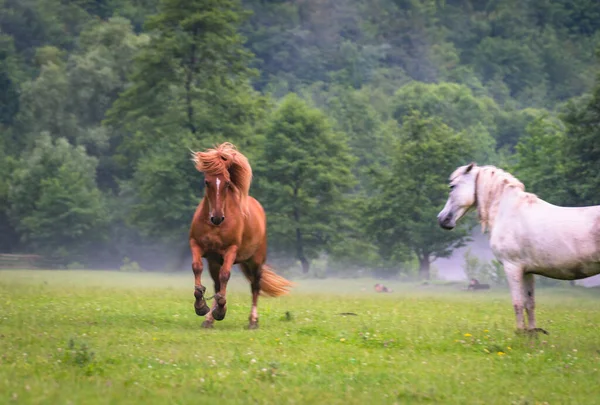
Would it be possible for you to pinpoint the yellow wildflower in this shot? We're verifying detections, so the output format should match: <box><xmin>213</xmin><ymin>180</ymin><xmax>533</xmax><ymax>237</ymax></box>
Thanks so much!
<box><xmin>464</xmin><ymin>333</ymin><xmax>472</xmax><ymax>337</ymax></box>
<box><xmin>340</xmin><ymin>338</ymin><xmax>346</xmax><ymax>342</ymax></box>
<box><xmin>497</xmin><ymin>351</ymin><xmax>506</xmax><ymax>356</ymax></box>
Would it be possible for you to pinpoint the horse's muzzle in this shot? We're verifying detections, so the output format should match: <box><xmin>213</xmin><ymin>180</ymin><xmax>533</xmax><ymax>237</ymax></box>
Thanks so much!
<box><xmin>437</xmin><ymin>214</ymin><xmax>455</xmax><ymax>230</ymax></box>
<box><xmin>210</xmin><ymin>216</ymin><xmax>225</xmax><ymax>226</ymax></box>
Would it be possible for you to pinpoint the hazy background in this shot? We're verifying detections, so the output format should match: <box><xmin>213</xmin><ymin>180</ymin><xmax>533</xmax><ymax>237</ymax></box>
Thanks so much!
<box><xmin>1</xmin><ymin>0</ymin><xmax>600</xmax><ymax>287</ymax></box>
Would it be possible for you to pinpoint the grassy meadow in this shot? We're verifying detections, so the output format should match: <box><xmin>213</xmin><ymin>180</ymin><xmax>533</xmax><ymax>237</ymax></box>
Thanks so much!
<box><xmin>1</xmin><ymin>270</ymin><xmax>600</xmax><ymax>404</ymax></box>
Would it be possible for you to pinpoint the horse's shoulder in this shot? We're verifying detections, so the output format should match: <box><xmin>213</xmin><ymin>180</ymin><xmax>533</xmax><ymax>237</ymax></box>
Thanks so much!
<box><xmin>247</xmin><ymin>196</ymin><xmax>265</xmax><ymax>213</ymax></box>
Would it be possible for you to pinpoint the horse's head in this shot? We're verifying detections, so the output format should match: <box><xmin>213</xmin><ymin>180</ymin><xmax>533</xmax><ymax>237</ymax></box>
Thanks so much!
<box><xmin>203</xmin><ymin>172</ymin><xmax>231</xmax><ymax>226</ymax></box>
<box><xmin>437</xmin><ymin>162</ymin><xmax>478</xmax><ymax>230</ymax></box>
<box><xmin>192</xmin><ymin>142</ymin><xmax>253</xmax><ymax>224</ymax></box>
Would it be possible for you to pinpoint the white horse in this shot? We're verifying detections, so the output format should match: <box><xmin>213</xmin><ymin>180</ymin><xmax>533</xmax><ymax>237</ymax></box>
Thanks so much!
<box><xmin>437</xmin><ymin>163</ymin><xmax>600</xmax><ymax>333</ymax></box>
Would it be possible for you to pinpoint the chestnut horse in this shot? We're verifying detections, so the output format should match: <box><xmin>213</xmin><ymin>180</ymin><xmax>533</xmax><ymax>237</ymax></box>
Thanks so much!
<box><xmin>189</xmin><ymin>142</ymin><xmax>293</xmax><ymax>329</ymax></box>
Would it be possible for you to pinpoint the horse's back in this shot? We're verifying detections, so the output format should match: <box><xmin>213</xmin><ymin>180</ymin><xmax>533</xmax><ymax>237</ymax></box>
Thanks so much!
<box><xmin>492</xmin><ymin>195</ymin><xmax>600</xmax><ymax>277</ymax></box>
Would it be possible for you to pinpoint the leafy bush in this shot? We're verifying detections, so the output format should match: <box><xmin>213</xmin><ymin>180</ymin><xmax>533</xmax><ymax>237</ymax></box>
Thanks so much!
<box><xmin>119</xmin><ymin>257</ymin><xmax>142</xmax><ymax>272</ymax></box>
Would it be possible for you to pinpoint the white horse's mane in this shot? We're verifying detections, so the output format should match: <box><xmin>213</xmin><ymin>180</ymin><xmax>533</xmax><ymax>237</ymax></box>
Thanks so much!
<box><xmin>454</xmin><ymin>165</ymin><xmax>535</xmax><ymax>232</ymax></box>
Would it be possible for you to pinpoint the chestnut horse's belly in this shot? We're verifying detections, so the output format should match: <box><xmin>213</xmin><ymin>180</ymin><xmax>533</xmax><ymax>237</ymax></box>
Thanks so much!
<box><xmin>234</xmin><ymin>243</ymin><xmax>261</xmax><ymax>263</ymax></box>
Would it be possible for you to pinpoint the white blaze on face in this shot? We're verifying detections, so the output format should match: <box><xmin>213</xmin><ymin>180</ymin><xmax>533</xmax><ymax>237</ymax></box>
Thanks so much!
<box><xmin>216</xmin><ymin>177</ymin><xmax>221</xmax><ymax>209</ymax></box>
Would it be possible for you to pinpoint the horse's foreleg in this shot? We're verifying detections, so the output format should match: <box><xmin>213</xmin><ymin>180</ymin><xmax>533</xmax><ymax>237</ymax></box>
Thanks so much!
<box><xmin>523</xmin><ymin>274</ymin><xmax>549</xmax><ymax>335</ymax></box>
<box><xmin>201</xmin><ymin>300</ymin><xmax>218</xmax><ymax>329</ymax></box>
<box><xmin>190</xmin><ymin>238</ymin><xmax>209</xmax><ymax>316</ymax></box>
<box><xmin>505</xmin><ymin>263</ymin><xmax>526</xmax><ymax>330</ymax></box>
<box><xmin>212</xmin><ymin>246</ymin><xmax>238</xmax><ymax>321</ymax></box>
<box><xmin>201</xmin><ymin>261</ymin><xmax>221</xmax><ymax>329</ymax></box>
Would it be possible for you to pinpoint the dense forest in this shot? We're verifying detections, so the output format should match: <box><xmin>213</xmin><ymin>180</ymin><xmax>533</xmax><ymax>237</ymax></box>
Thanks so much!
<box><xmin>1</xmin><ymin>0</ymin><xmax>600</xmax><ymax>278</ymax></box>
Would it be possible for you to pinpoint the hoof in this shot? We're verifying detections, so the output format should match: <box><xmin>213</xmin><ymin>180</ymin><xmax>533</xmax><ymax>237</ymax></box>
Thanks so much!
<box><xmin>248</xmin><ymin>320</ymin><xmax>259</xmax><ymax>330</ymax></box>
<box><xmin>194</xmin><ymin>286</ymin><xmax>209</xmax><ymax>316</ymax></box>
<box><xmin>194</xmin><ymin>304</ymin><xmax>210</xmax><ymax>316</ymax></box>
<box><xmin>516</xmin><ymin>328</ymin><xmax>550</xmax><ymax>336</ymax></box>
<box><xmin>212</xmin><ymin>305</ymin><xmax>227</xmax><ymax>321</ymax></box>
<box><xmin>201</xmin><ymin>320</ymin><xmax>214</xmax><ymax>329</ymax></box>
<box><xmin>212</xmin><ymin>293</ymin><xmax>226</xmax><ymax>321</ymax></box>
<box><xmin>213</xmin><ymin>307</ymin><xmax>227</xmax><ymax>321</ymax></box>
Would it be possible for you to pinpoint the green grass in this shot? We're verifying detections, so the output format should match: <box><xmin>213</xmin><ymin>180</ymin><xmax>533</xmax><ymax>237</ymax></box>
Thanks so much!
<box><xmin>1</xmin><ymin>270</ymin><xmax>600</xmax><ymax>404</ymax></box>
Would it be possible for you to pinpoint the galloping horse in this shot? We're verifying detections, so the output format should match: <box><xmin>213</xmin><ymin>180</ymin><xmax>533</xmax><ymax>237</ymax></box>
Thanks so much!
<box><xmin>189</xmin><ymin>142</ymin><xmax>293</xmax><ymax>329</ymax></box>
<box><xmin>437</xmin><ymin>163</ymin><xmax>600</xmax><ymax>333</ymax></box>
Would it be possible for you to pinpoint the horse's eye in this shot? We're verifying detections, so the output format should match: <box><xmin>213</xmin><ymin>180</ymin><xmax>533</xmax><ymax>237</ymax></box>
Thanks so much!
<box><xmin>449</xmin><ymin>184</ymin><xmax>455</xmax><ymax>190</ymax></box>
<box><xmin>226</xmin><ymin>181</ymin><xmax>231</xmax><ymax>188</ymax></box>
<box><xmin>205</xmin><ymin>180</ymin><xmax>209</xmax><ymax>187</ymax></box>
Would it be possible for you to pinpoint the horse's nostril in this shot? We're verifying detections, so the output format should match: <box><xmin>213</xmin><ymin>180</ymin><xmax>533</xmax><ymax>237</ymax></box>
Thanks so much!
<box><xmin>210</xmin><ymin>216</ymin><xmax>225</xmax><ymax>225</ymax></box>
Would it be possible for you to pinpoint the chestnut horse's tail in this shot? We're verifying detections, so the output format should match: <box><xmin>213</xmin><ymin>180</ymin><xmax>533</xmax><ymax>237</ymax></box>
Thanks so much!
<box><xmin>260</xmin><ymin>264</ymin><xmax>294</xmax><ymax>297</ymax></box>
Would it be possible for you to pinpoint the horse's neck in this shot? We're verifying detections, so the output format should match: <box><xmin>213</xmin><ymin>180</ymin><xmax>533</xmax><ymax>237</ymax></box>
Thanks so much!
<box><xmin>226</xmin><ymin>190</ymin><xmax>244</xmax><ymax>216</ymax></box>
<box><xmin>479</xmin><ymin>185</ymin><xmax>522</xmax><ymax>233</ymax></box>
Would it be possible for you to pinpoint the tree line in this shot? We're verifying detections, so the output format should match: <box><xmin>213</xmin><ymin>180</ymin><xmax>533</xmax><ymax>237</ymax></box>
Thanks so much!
<box><xmin>1</xmin><ymin>0</ymin><xmax>599</xmax><ymax>278</ymax></box>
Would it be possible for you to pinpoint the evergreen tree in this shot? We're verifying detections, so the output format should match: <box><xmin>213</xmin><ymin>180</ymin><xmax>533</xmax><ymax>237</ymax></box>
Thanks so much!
<box><xmin>7</xmin><ymin>135</ymin><xmax>108</xmax><ymax>261</ymax></box>
<box><xmin>256</xmin><ymin>94</ymin><xmax>356</xmax><ymax>273</ymax></box>
<box><xmin>369</xmin><ymin>113</ymin><xmax>475</xmax><ymax>280</ymax></box>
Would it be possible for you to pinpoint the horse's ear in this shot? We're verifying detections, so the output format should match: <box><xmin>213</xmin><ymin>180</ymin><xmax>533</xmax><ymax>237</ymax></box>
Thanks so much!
<box><xmin>465</xmin><ymin>162</ymin><xmax>476</xmax><ymax>173</ymax></box>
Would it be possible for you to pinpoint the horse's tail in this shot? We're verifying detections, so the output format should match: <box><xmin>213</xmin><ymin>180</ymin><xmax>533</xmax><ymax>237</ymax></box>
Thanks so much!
<box><xmin>260</xmin><ymin>264</ymin><xmax>294</xmax><ymax>297</ymax></box>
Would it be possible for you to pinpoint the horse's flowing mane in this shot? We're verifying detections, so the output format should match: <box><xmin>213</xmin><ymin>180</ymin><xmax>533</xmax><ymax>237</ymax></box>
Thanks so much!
<box><xmin>465</xmin><ymin>165</ymin><xmax>533</xmax><ymax>232</ymax></box>
<box><xmin>191</xmin><ymin>142</ymin><xmax>253</xmax><ymax>215</ymax></box>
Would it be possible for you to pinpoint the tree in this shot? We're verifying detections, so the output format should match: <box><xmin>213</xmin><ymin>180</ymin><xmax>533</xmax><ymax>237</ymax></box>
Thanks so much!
<box><xmin>0</xmin><ymin>0</ymin><xmax>93</xmax><ymax>59</ymax></box>
<box><xmin>7</xmin><ymin>134</ymin><xmax>108</xmax><ymax>261</ymax></box>
<box><xmin>108</xmin><ymin>0</ymin><xmax>160</xmax><ymax>32</ymax></box>
<box><xmin>15</xmin><ymin>55</ymin><xmax>78</xmax><ymax>149</ymax></box>
<box><xmin>512</xmin><ymin>113</ymin><xmax>573</xmax><ymax>206</ymax></box>
<box><xmin>0</xmin><ymin>34</ymin><xmax>19</xmax><ymax>128</ymax></box>
<box><xmin>68</xmin><ymin>17</ymin><xmax>149</xmax><ymax>190</ymax></box>
<box><xmin>255</xmin><ymin>94</ymin><xmax>356</xmax><ymax>273</ymax></box>
<box><xmin>324</xmin><ymin>85</ymin><xmax>395</xmax><ymax>187</ymax></box>
<box><xmin>472</xmin><ymin>37</ymin><xmax>547</xmax><ymax>103</ymax></box>
<box><xmin>369</xmin><ymin>113</ymin><xmax>476</xmax><ymax>280</ymax></box>
<box><xmin>0</xmin><ymin>137</ymin><xmax>17</xmax><ymax>252</ymax></box>
<box><xmin>106</xmin><ymin>0</ymin><xmax>264</xmax><ymax>174</ymax></box>
<box><xmin>391</xmin><ymin>82</ymin><xmax>499</xmax><ymax>163</ymax></box>
<box><xmin>561</xmin><ymin>75</ymin><xmax>600</xmax><ymax>205</ymax></box>
<box><xmin>122</xmin><ymin>135</ymin><xmax>202</xmax><ymax>244</ymax></box>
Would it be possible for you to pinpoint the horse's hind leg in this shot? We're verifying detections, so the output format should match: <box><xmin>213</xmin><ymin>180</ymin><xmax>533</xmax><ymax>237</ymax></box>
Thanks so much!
<box><xmin>190</xmin><ymin>239</ymin><xmax>209</xmax><ymax>316</ymax></box>
<box><xmin>212</xmin><ymin>246</ymin><xmax>238</xmax><ymax>322</ymax></box>
<box><xmin>240</xmin><ymin>262</ymin><xmax>260</xmax><ymax>329</ymax></box>
<box><xmin>523</xmin><ymin>273</ymin><xmax>536</xmax><ymax>329</ymax></box>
